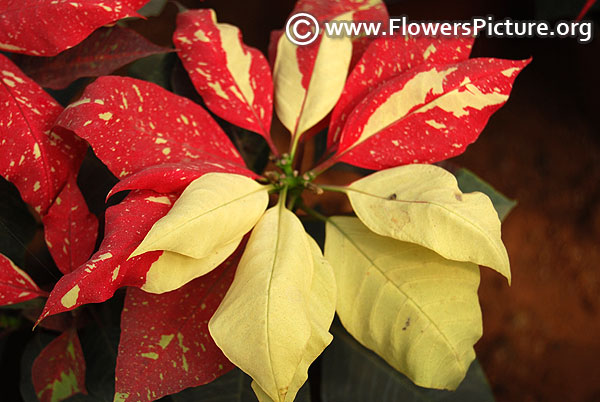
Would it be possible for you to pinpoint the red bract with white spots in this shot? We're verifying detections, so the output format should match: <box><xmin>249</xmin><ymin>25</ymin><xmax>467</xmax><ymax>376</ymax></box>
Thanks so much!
<box><xmin>32</xmin><ymin>329</ymin><xmax>87</xmax><ymax>402</ymax></box>
<box><xmin>41</xmin><ymin>174</ymin><xmax>98</xmax><ymax>275</ymax></box>
<box><xmin>0</xmin><ymin>253</ymin><xmax>46</xmax><ymax>305</ymax></box>
<box><xmin>107</xmin><ymin>160</ymin><xmax>256</xmax><ymax>200</ymax></box>
<box><xmin>328</xmin><ymin>36</ymin><xmax>475</xmax><ymax>151</ymax></box>
<box><xmin>16</xmin><ymin>26</ymin><xmax>172</xmax><ymax>90</ymax></box>
<box><xmin>174</xmin><ymin>9</ymin><xmax>275</xmax><ymax>151</ymax></box>
<box><xmin>0</xmin><ymin>0</ymin><xmax>150</xmax><ymax>56</ymax></box>
<box><xmin>115</xmin><ymin>247</ymin><xmax>243</xmax><ymax>402</ymax></box>
<box><xmin>329</xmin><ymin>58</ymin><xmax>530</xmax><ymax>170</ymax></box>
<box><xmin>0</xmin><ymin>54</ymin><xmax>85</xmax><ymax>215</ymax></box>
<box><xmin>38</xmin><ymin>190</ymin><xmax>174</xmax><ymax>322</ymax></box>
<box><xmin>55</xmin><ymin>76</ymin><xmax>245</xmax><ymax>179</ymax></box>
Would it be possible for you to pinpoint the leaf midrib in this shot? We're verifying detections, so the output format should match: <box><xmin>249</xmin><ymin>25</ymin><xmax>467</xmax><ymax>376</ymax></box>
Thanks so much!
<box><xmin>142</xmin><ymin>185</ymin><xmax>267</xmax><ymax>250</ymax></box>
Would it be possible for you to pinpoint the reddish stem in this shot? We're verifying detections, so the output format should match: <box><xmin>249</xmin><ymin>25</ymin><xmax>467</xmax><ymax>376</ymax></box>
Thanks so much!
<box><xmin>576</xmin><ymin>0</ymin><xmax>596</xmax><ymax>21</ymax></box>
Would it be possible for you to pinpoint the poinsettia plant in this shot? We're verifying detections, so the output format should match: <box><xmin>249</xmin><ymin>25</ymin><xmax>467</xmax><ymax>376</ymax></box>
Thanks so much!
<box><xmin>0</xmin><ymin>0</ymin><xmax>529</xmax><ymax>401</ymax></box>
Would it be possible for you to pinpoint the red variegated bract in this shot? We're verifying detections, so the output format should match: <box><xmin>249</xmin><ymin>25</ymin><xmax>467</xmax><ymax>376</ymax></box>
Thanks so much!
<box><xmin>23</xmin><ymin>308</ymin><xmax>73</xmax><ymax>333</ymax></box>
<box><xmin>0</xmin><ymin>54</ymin><xmax>85</xmax><ymax>215</ymax></box>
<box><xmin>281</xmin><ymin>0</ymin><xmax>389</xmax><ymax>67</ymax></box>
<box><xmin>38</xmin><ymin>190</ymin><xmax>176</xmax><ymax>322</ymax></box>
<box><xmin>174</xmin><ymin>9</ymin><xmax>275</xmax><ymax>150</ymax></box>
<box><xmin>332</xmin><ymin>58</ymin><xmax>530</xmax><ymax>170</ymax></box>
<box><xmin>344</xmin><ymin>3</ymin><xmax>389</xmax><ymax>68</ymax></box>
<box><xmin>328</xmin><ymin>36</ymin><xmax>475</xmax><ymax>150</ymax></box>
<box><xmin>0</xmin><ymin>0</ymin><xmax>150</xmax><ymax>56</ymax></box>
<box><xmin>269</xmin><ymin>1</ymin><xmax>387</xmax><ymax>141</ymax></box>
<box><xmin>16</xmin><ymin>26</ymin><xmax>172</xmax><ymax>90</ymax></box>
<box><xmin>42</xmin><ymin>174</ymin><xmax>98</xmax><ymax>275</ymax></box>
<box><xmin>115</xmin><ymin>247</ymin><xmax>244</xmax><ymax>402</ymax></box>
<box><xmin>290</xmin><ymin>0</ymin><xmax>385</xmax><ymax>22</ymax></box>
<box><xmin>267</xmin><ymin>30</ymin><xmax>283</xmax><ymax>68</ymax></box>
<box><xmin>274</xmin><ymin>33</ymin><xmax>352</xmax><ymax>140</ymax></box>
<box><xmin>0</xmin><ymin>253</ymin><xmax>45</xmax><ymax>305</ymax></box>
<box><xmin>107</xmin><ymin>160</ymin><xmax>256</xmax><ymax>200</ymax></box>
<box><xmin>55</xmin><ymin>76</ymin><xmax>245</xmax><ymax>180</ymax></box>
<box><xmin>32</xmin><ymin>329</ymin><xmax>87</xmax><ymax>402</ymax></box>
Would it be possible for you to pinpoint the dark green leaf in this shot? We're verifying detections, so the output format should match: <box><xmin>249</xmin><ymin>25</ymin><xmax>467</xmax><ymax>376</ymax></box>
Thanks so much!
<box><xmin>321</xmin><ymin>323</ymin><xmax>495</xmax><ymax>402</ymax></box>
<box><xmin>20</xmin><ymin>331</ymin><xmax>55</xmax><ymax>402</ymax></box>
<box><xmin>138</xmin><ymin>0</ymin><xmax>169</xmax><ymax>17</ymax></box>
<box><xmin>534</xmin><ymin>0</ymin><xmax>599</xmax><ymax>20</ymax></box>
<box><xmin>128</xmin><ymin>53</ymin><xmax>176</xmax><ymax>90</ymax></box>
<box><xmin>4</xmin><ymin>328</ymin><xmax>34</xmax><ymax>400</ymax></box>
<box><xmin>170</xmin><ymin>368</ymin><xmax>311</xmax><ymax>402</ymax></box>
<box><xmin>0</xmin><ymin>297</ymin><xmax>45</xmax><ymax>311</ymax></box>
<box><xmin>0</xmin><ymin>311</ymin><xmax>23</xmax><ymax>329</ymax></box>
<box><xmin>0</xmin><ymin>177</ymin><xmax>37</xmax><ymax>267</ymax></box>
<box><xmin>76</xmin><ymin>295</ymin><xmax>126</xmax><ymax>401</ymax></box>
<box><xmin>454</xmin><ymin>168</ymin><xmax>516</xmax><ymax>221</ymax></box>
<box><xmin>78</xmin><ymin>325</ymin><xmax>120</xmax><ymax>402</ymax></box>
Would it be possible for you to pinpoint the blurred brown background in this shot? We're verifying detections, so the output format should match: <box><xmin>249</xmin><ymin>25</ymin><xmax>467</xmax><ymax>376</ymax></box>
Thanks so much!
<box><xmin>136</xmin><ymin>0</ymin><xmax>600</xmax><ymax>401</ymax></box>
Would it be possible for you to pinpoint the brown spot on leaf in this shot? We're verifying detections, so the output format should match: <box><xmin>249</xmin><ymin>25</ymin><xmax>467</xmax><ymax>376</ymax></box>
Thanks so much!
<box><xmin>387</xmin><ymin>193</ymin><xmax>397</xmax><ymax>200</ymax></box>
<box><xmin>402</xmin><ymin>317</ymin><xmax>411</xmax><ymax>330</ymax></box>
<box><xmin>455</xmin><ymin>192</ymin><xmax>463</xmax><ymax>201</ymax></box>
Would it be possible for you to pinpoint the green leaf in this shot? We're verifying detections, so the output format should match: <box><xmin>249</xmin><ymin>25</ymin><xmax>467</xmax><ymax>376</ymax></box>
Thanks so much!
<box><xmin>325</xmin><ymin>217</ymin><xmax>482</xmax><ymax>390</ymax></box>
<box><xmin>321</xmin><ymin>323</ymin><xmax>495</xmax><ymax>402</ymax></box>
<box><xmin>210</xmin><ymin>205</ymin><xmax>332</xmax><ymax>402</ymax></box>
<box><xmin>453</xmin><ymin>168</ymin><xmax>516</xmax><ymax>222</ymax></box>
<box><xmin>346</xmin><ymin>164</ymin><xmax>510</xmax><ymax>282</ymax></box>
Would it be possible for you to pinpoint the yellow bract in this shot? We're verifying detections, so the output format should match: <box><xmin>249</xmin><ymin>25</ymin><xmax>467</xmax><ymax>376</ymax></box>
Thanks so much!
<box><xmin>251</xmin><ymin>235</ymin><xmax>336</xmax><ymax>402</ymax></box>
<box><xmin>325</xmin><ymin>217</ymin><xmax>482</xmax><ymax>390</ymax></box>
<box><xmin>130</xmin><ymin>173</ymin><xmax>269</xmax><ymax>260</ymax></box>
<box><xmin>273</xmin><ymin>26</ymin><xmax>352</xmax><ymax>139</ymax></box>
<box><xmin>141</xmin><ymin>243</ymin><xmax>239</xmax><ymax>294</ymax></box>
<box><xmin>209</xmin><ymin>205</ymin><xmax>335</xmax><ymax>402</ymax></box>
<box><xmin>346</xmin><ymin>164</ymin><xmax>511</xmax><ymax>282</ymax></box>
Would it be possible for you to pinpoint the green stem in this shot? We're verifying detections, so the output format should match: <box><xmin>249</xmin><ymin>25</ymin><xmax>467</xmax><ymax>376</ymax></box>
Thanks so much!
<box><xmin>278</xmin><ymin>186</ymin><xmax>288</xmax><ymax>209</ymax></box>
<box><xmin>286</xmin><ymin>191</ymin><xmax>299</xmax><ymax>210</ymax></box>
<box><xmin>289</xmin><ymin>133</ymin><xmax>301</xmax><ymax>163</ymax></box>
<box><xmin>318</xmin><ymin>184</ymin><xmax>348</xmax><ymax>194</ymax></box>
<box><xmin>307</xmin><ymin>153</ymin><xmax>339</xmax><ymax>178</ymax></box>
<box><xmin>298</xmin><ymin>201</ymin><xmax>329</xmax><ymax>222</ymax></box>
